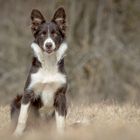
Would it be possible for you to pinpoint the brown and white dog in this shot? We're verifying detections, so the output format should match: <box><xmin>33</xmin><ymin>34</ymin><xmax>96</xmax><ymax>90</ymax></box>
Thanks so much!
<box><xmin>11</xmin><ymin>7</ymin><xmax>68</xmax><ymax>136</ymax></box>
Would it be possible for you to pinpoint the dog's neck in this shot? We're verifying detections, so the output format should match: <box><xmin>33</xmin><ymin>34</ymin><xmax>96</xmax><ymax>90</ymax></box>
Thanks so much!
<box><xmin>31</xmin><ymin>42</ymin><xmax>68</xmax><ymax>70</ymax></box>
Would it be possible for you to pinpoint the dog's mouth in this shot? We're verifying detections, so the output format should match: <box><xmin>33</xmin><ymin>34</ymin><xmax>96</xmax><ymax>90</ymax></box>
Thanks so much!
<box><xmin>45</xmin><ymin>48</ymin><xmax>53</xmax><ymax>54</ymax></box>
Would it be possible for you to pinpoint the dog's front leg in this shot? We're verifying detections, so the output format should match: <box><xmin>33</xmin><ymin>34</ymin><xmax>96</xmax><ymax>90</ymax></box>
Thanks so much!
<box><xmin>13</xmin><ymin>90</ymin><xmax>33</xmax><ymax>136</ymax></box>
<box><xmin>54</xmin><ymin>93</ymin><xmax>67</xmax><ymax>133</ymax></box>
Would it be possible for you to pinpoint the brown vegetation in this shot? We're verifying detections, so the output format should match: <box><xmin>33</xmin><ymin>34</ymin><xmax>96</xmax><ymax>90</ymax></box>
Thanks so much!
<box><xmin>1</xmin><ymin>103</ymin><xmax>140</xmax><ymax>139</ymax></box>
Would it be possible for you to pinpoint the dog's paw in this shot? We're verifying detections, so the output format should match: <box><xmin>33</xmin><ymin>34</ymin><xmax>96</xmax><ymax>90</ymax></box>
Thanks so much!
<box><xmin>13</xmin><ymin>129</ymin><xmax>23</xmax><ymax>137</ymax></box>
<box><xmin>13</xmin><ymin>122</ymin><xmax>26</xmax><ymax>137</ymax></box>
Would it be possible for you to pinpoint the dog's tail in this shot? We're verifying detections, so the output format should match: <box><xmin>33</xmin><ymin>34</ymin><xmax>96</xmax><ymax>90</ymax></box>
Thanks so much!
<box><xmin>10</xmin><ymin>94</ymin><xmax>22</xmax><ymax>130</ymax></box>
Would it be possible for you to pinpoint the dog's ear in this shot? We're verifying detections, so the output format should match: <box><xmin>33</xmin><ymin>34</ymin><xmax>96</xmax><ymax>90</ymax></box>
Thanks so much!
<box><xmin>52</xmin><ymin>7</ymin><xmax>66</xmax><ymax>34</ymax></box>
<box><xmin>31</xmin><ymin>9</ymin><xmax>45</xmax><ymax>35</ymax></box>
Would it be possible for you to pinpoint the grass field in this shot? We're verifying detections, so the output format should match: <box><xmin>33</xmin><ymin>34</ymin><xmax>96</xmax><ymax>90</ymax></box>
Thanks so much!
<box><xmin>0</xmin><ymin>103</ymin><xmax>140</xmax><ymax>140</ymax></box>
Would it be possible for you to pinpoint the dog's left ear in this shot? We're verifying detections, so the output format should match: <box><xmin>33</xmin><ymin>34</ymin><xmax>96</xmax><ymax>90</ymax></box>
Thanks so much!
<box><xmin>52</xmin><ymin>7</ymin><xmax>66</xmax><ymax>34</ymax></box>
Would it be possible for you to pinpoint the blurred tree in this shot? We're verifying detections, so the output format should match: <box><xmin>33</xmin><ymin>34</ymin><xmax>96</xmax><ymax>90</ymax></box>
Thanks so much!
<box><xmin>0</xmin><ymin>0</ymin><xmax>140</xmax><ymax>104</ymax></box>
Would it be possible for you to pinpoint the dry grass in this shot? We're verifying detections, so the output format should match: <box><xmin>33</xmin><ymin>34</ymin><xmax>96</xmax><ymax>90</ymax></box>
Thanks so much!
<box><xmin>0</xmin><ymin>103</ymin><xmax>140</xmax><ymax>140</ymax></box>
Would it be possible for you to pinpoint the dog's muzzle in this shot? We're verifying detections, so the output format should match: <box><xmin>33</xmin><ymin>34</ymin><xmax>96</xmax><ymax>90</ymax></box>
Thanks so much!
<box><xmin>45</xmin><ymin>42</ymin><xmax>53</xmax><ymax>53</ymax></box>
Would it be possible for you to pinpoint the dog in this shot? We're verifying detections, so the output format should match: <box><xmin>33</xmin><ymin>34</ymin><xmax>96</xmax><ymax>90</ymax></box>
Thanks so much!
<box><xmin>11</xmin><ymin>7</ymin><xmax>68</xmax><ymax>136</ymax></box>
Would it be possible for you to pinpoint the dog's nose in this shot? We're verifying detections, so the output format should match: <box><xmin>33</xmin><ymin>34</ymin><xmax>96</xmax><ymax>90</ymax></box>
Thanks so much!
<box><xmin>45</xmin><ymin>43</ymin><xmax>52</xmax><ymax>49</ymax></box>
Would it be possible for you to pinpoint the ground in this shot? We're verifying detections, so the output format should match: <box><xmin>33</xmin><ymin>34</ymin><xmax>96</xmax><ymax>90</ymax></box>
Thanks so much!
<box><xmin>0</xmin><ymin>103</ymin><xmax>140</xmax><ymax>140</ymax></box>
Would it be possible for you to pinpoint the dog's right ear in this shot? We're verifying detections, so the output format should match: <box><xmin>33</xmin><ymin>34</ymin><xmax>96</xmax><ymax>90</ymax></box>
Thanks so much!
<box><xmin>31</xmin><ymin>9</ymin><xmax>45</xmax><ymax>35</ymax></box>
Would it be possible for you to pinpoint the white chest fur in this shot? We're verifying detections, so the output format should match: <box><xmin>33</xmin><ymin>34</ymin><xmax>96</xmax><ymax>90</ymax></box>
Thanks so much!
<box><xmin>29</xmin><ymin>64</ymin><xmax>66</xmax><ymax>106</ymax></box>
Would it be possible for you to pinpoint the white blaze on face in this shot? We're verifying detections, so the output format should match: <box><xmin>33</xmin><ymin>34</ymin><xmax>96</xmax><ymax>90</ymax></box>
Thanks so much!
<box><xmin>43</xmin><ymin>28</ymin><xmax>56</xmax><ymax>51</ymax></box>
<box><xmin>43</xmin><ymin>37</ymin><xmax>56</xmax><ymax>50</ymax></box>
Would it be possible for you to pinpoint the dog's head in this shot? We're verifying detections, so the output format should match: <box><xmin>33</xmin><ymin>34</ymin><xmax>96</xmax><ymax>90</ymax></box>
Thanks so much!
<box><xmin>31</xmin><ymin>7</ymin><xmax>66</xmax><ymax>54</ymax></box>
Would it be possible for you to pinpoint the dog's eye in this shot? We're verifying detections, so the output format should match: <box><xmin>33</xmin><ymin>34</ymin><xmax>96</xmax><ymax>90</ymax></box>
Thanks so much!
<box><xmin>41</xmin><ymin>31</ymin><xmax>47</xmax><ymax>37</ymax></box>
<box><xmin>51</xmin><ymin>31</ymin><xmax>57</xmax><ymax>37</ymax></box>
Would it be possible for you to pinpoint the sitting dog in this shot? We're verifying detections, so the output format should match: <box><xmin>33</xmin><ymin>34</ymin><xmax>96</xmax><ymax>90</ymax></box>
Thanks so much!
<box><xmin>11</xmin><ymin>7</ymin><xmax>68</xmax><ymax>136</ymax></box>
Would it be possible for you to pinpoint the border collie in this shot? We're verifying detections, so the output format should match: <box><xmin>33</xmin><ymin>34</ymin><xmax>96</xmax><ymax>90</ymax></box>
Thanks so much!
<box><xmin>11</xmin><ymin>7</ymin><xmax>68</xmax><ymax>136</ymax></box>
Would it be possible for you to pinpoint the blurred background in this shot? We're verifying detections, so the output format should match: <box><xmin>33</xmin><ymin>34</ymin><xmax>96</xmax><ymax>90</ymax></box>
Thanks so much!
<box><xmin>0</xmin><ymin>0</ymin><xmax>140</xmax><ymax>105</ymax></box>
